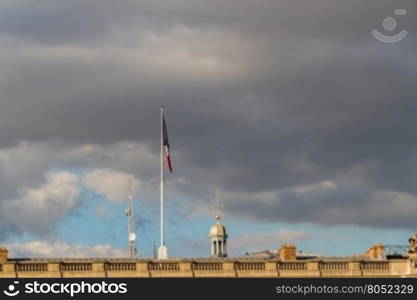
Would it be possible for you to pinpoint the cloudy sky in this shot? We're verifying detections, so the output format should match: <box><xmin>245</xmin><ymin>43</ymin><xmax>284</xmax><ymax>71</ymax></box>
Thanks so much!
<box><xmin>0</xmin><ymin>0</ymin><xmax>416</xmax><ymax>258</ymax></box>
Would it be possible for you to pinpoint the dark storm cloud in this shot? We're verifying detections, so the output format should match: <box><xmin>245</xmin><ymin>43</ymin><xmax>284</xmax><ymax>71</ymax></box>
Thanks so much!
<box><xmin>225</xmin><ymin>181</ymin><xmax>417</xmax><ymax>229</ymax></box>
<box><xmin>0</xmin><ymin>0</ymin><xmax>417</xmax><ymax>233</ymax></box>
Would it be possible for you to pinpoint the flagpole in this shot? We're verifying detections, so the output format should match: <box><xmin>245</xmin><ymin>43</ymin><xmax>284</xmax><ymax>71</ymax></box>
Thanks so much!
<box><xmin>158</xmin><ymin>106</ymin><xmax>168</xmax><ymax>259</ymax></box>
<box><xmin>161</xmin><ymin>106</ymin><xmax>164</xmax><ymax>248</ymax></box>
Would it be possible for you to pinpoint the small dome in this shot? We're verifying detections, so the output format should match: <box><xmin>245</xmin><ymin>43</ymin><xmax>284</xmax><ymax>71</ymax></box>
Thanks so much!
<box><xmin>209</xmin><ymin>223</ymin><xmax>227</xmax><ymax>237</ymax></box>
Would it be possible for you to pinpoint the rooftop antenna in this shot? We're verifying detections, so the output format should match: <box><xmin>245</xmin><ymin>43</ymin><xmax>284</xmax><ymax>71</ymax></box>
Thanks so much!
<box><xmin>125</xmin><ymin>171</ymin><xmax>137</xmax><ymax>258</ymax></box>
<box><xmin>210</xmin><ymin>185</ymin><xmax>224</xmax><ymax>222</ymax></box>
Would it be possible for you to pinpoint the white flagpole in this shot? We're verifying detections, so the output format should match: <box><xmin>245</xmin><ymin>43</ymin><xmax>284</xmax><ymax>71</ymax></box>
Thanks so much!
<box><xmin>158</xmin><ymin>106</ymin><xmax>168</xmax><ymax>259</ymax></box>
<box><xmin>161</xmin><ymin>106</ymin><xmax>164</xmax><ymax>248</ymax></box>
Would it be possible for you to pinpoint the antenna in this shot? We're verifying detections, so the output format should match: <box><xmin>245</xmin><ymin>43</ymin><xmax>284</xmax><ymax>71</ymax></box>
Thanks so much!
<box><xmin>210</xmin><ymin>185</ymin><xmax>224</xmax><ymax>222</ymax></box>
<box><xmin>125</xmin><ymin>173</ymin><xmax>137</xmax><ymax>258</ymax></box>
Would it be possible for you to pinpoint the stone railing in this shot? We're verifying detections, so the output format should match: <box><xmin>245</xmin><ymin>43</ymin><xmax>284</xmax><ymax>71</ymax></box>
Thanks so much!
<box><xmin>149</xmin><ymin>262</ymin><xmax>180</xmax><ymax>271</ymax></box>
<box><xmin>361</xmin><ymin>261</ymin><xmax>389</xmax><ymax>271</ymax></box>
<box><xmin>235</xmin><ymin>262</ymin><xmax>265</xmax><ymax>271</ymax></box>
<box><xmin>279</xmin><ymin>261</ymin><xmax>307</xmax><ymax>271</ymax></box>
<box><xmin>105</xmin><ymin>262</ymin><xmax>136</xmax><ymax>271</ymax></box>
<box><xmin>319</xmin><ymin>261</ymin><xmax>350</xmax><ymax>270</ymax></box>
<box><xmin>192</xmin><ymin>262</ymin><xmax>223</xmax><ymax>271</ymax></box>
<box><xmin>16</xmin><ymin>263</ymin><xmax>48</xmax><ymax>272</ymax></box>
<box><xmin>0</xmin><ymin>259</ymin><xmax>415</xmax><ymax>278</ymax></box>
<box><xmin>61</xmin><ymin>263</ymin><xmax>93</xmax><ymax>272</ymax></box>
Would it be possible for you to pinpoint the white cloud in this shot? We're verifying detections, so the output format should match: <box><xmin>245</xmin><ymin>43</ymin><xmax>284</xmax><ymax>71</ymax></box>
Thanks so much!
<box><xmin>0</xmin><ymin>140</ymin><xmax>160</xmax><ymax>238</ymax></box>
<box><xmin>2</xmin><ymin>171</ymin><xmax>80</xmax><ymax>235</ymax></box>
<box><xmin>292</xmin><ymin>180</ymin><xmax>337</xmax><ymax>194</ymax></box>
<box><xmin>6</xmin><ymin>240</ymin><xmax>128</xmax><ymax>258</ymax></box>
<box><xmin>84</xmin><ymin>169</ymin><xmax>141</xmax><ymax>203</ymax></box>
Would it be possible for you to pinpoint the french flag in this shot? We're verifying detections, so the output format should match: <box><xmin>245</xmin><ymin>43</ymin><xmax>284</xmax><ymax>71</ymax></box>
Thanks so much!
<box><xmin>162</xmin><ymin>114</ymin><xmax>173</xmax><ymax>173</ymax></box>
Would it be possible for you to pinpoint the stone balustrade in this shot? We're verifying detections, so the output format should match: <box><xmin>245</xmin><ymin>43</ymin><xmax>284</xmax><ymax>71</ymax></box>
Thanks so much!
<box><xmin>0</xmin><ymin>259</ymin><xmax>415</xmax><ymax>278</ymax></box>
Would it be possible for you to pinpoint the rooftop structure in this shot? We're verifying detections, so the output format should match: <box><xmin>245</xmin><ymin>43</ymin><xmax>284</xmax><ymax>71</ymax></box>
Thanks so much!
<box><xmin>0</xmin><ymin>235</ymin><xmax>416</xmax><ymax>277</ymax></box>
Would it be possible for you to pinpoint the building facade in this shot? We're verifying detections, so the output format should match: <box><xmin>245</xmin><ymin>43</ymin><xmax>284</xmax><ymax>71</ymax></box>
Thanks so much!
<box><xmin>1</xmin><ymin>244</ymin><xmax>417</xmax><ymax>278</ymax></box>
<box><xmin>0</xmin><ymin>257</ymin><xmax>416</xmax><ymax>278</ymax></box>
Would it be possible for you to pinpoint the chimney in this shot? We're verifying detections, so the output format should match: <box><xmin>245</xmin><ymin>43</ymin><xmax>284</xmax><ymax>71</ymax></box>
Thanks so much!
<box><xmin>0</xmin><ymin>247</ymin><xmax>8</xmax><ymax>262</ymax></box>
<box><xmin>279</xmin><ymin>244</ymin><xmax>297</xmax><ymax>261</ymax></box>
<box><xmin>365</xmin><ymin>243</ymin><xmax>386</xmax><ymax>260</ymax></box>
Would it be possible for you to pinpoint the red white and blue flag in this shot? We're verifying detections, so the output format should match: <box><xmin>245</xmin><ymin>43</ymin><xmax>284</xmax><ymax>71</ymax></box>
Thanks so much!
<box><xmin>162</xmin><ymin>114</ymin><xmax>173</xmax><ymax>173</ymax></box>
